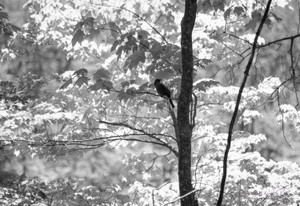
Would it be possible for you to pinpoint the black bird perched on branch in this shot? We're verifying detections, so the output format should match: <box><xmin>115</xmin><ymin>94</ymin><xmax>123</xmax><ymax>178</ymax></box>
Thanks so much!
<box><xmin>154</xmin><ymin>79</ymin><xmax>175</xmax><ymax>108</ymax></box>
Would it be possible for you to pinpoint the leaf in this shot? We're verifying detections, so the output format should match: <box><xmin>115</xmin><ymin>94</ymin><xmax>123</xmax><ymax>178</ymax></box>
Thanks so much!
<box><xmin>153</xmin><ymin>67</ymin><xmax>174</xmax><ymax>79</ymax></box>
<box><xmin>210</xmin><ymin>31</ymin><xmax>224</xmax><ymax>42</ymax></box>
<box><xmin>91</xmin><ymin>23</ymin><xmax>111</xmax><ymax>43</ymax></box>
<box><xmin>74</xmin><ymin>68</ymin><xmax>88</xmax><ymax>77</ymax></box>
<box><xmin>194</xmin><ymin>58</ymin><xmax>212</xmax><ymax>69</ymax></box>
<box><xmin>233</xmin><ymin>6</ymin><xmax>245</xmax><ymax>16</ymax></box>
<box><xmin>109</xmin><ymin>22</ymin><xmax>121</xmax><ymax>39</ymax></box>
<box><xmin>202</xmin><ymin>58</ymin><xmax>212</xmax><ymax>64</ymax></box>
<box><xmin>90</xmin><ymin>80</ymin><xmax>113</xmax><ymax>91</ymax></box>
<box><xmin>245</xmin><ymin>19</ymin><xmax>257</xmax><ymax>31</ymax></box>
<box><xmin>200</xmin><ymin>58</ymin><xmax>212</xmax><ymax>65</ymax></box>
<box><xmin>139</xmin><ymin>39</ymin><xmax>150</xmax><ymax>51</ymax></box>
<box><xmin>138</xmin><ymin>82</ymin><xmax>150</xmax><ymax>92</ymax></box>
<box><xmin>72</xmin><ymin>29</ymin><xmax>84</xmax><ymax>46</ymax></box>
<box><xmin>83</xmin><ymin>17</ymin><xmax>94</xmax><ymax>27</ymax></box>
<box><xmin>121</xmin><ymin>80</ymin><xmax>136</xmax><ymax>89</ymax></box>
<box><xmin>121</xmin><ymin>81</ymin><xmax>130</xmax><ymax>88</ymax></box>
<box><xmin>73</xmin><ymin>22</ymin><xmax>83</xmax><ymax>32</ymax></box>
<box><xmin>223</xmin><ymin>7</ymin><xmax>232</xmax><ymax>20</ymax></box>
<box><xmin>265</xmin><ymin>18</ymin><xmax>273</xmax><ymax>29</ymax></box>
<box><xmin>114</xmin><ymin>32</ymin><xmax>139</xmax><ymax>59</ymax></box>
<box><xmin>198</xmin><ymin>0</ymin><xmax>212</xmax><ymax>13</ymax></box>
<box><xmin>117</xmin><ymin>87</ymin><xmax>138</xmax><ymax>101</ymax></box>
<box><xmin>93</xmin><ymin>68</ymin><xmax>111</xmax><ymax>82</ymax></box>
<box><xmin>271</xmin><ymin>12</ymin><xmax>282</xmax><ymax>22</ymax></box>
<box><xmin>137</xmin><ymin>30</ymin><xmax>149</xmax><ymax>40</ymax></box>
<box><xmin>149</xmin><ymin>41</ymin><xmax>163</xmax><ymax>59</ymax></box>
<box><xmin>0</xmin><ymin>11</ymin><xmax>9</xmax><ymax>20</ymax></box>
<box><xmin>75</xmin><ymin>76</ymin><xmax>88</xmax><ymax>87</ymax></box>
<box><xmin>194</xmin><ymin>79</ymin><xmax>220</xmax><ymax>91</ymax></box>
<box><xmin>212</xmin><ymin>0</ymin><xmax>225</xmax><ymax>11</ymax></box>
<box><xmin>89</xmin><ymin>83</ymin><xmax>102</xmax><ymax>91</ymax></box>
<box><xmin>117</xmin><ymin>91</ymin><xmax>131</xmax><ymax>101</ymax></box>
<box><xmin>111</xmin><ymin>40</ymin><xmax>120</xmax><ymax>52</ymax></box>
<box><xmin>251</xmin><ymin>10</ymin><xmax>262</xmax><ymax>21</ymax></box>
<box><xmin>88</xmin><ymin>28</ymin><xmax>100</xmax><ymax>41</ymax></box>
<box><xmin>101</xmin><ymin>80</ymin><xmax>113</xmax><ymax>91</ymax></box>
<box><xmin>60</xmin><ymin>78</ymin><xmax>72</xmax><ymax>90</ymax></box>
<box><xmin>125</xmin><ymin>87</ymin><xmax>137</xmax><ymax>96</ymax></box>
<box><xmin>124</xmin><ymin>51</ymin><xmax>146</xmax><ymax>69</ymax></box>
<box><xmin>123</xmin><ymin>32</ymin><xmax>138</xmax><ymax>53</ymax></box>
<box><xmin>6</xmin><ymin>23</ymin><xmax>21</xmax><ymax>32</ymax></box>
<box><xmin>116</xmin><ymin>46</ymin><xmax>123</xmax><ymax>60</ymax></box>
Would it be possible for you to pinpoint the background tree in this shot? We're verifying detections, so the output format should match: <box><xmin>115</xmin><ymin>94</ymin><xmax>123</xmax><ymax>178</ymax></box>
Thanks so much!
<box><xmin>1</xmin><ymin>0</ymin><xmax>300</xmax><ymax>205</ymax></box>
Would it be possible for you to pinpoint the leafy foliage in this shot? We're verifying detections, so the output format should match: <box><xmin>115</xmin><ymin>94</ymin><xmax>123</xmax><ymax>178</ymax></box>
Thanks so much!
<box><xmin>1</xmin><ymin>0</ymin><xmax>300</xmax><ymax>205</ymax></box>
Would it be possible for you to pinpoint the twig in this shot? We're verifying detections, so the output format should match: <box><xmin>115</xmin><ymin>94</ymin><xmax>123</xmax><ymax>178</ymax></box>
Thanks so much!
<box><xmin>163</xmin><ymin>189</ymin><xmax>200</xmax><ymax>206</ymax></box>
<box><xmin>257</xmin><ymin>34</ymin><xmax>300</xmax><ymax>49</ymax></box>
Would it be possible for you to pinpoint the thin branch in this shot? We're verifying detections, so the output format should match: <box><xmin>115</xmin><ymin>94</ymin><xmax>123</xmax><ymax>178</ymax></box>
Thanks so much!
<box><xmin>163</xmin><ymin>189</ymin><xmax>200</xmax><ymax>206</ymax></box>
<box><xmin>257</xmin><ymin>33</ymin><xmax>300</xmax><ymax>49</ymax></box>
<box><xmin>277</xmin><ymin>91</ymin><xmax>292</xmax><ymax>148</ymax></box>
<box><xmin>224</xmin><ymin>31</ymin><xmax>253</xmax><ymax>45</ymax></box>
<box><xmin>288</xmin><ymin>37</ymin><xmax>300</xmax><ymax>108</ymax></box>
<box><xmin>216</xmin><ymin>0</ymin><xmax>273</xmax><ymax>205</ymax></box>
<box><xmin>98</xmin><ymin>120</ymin><xmax>178</xmax><ymax>156</ymax></box>
<box><xmin>169</xmin><ymin>106</ymin><xmax>179</xmax><ymax>141</ymax></box>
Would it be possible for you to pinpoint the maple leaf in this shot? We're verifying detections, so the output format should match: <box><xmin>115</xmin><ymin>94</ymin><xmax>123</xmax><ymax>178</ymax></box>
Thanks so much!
<box><xmin>121</xmin><ymin>80</ymin><xmax>137</xmax><ymax>89</ymax></box>
<box><xmin>233</xmin><ymin>6</ymin><xmax>245</xmax><ymax>16</ymax></box>
<box><xmin>89</xmin><ymin>80</ymin><xmax>113</xmax><ymax>92</ymax></box>
<box><xmin>109</xmin><ymin>22</ymin><xmax>121</xmax><ymax>39</ymax></box>
<box><xmin>224</xmin><ymin>7</ymin><xmax>232</xmax><ymax>20</ymax></box>
<box><xmin>72</xmin><ymin>29</ymin><xmax>84</xmax><ymax>46</ymax></box>
<box><xmin>111</xmin><ymin>39</ymin><xmax>119</xmax><ymax>52</ymax></box>
<box><xmin>124</xmin><ymin>51</ymin><xmax>146</xmax><ymax>69</ymax></box>
<box><xmin>117</xmin><ymin>90</ymin><xmax>131</xmax><ymax>101</ymax></box>
<box><xmin>138</xmin><ymin>82</ymin><xmax>150</xmax><ymax>92</ymax></box>
<box><xmin>93</xmin><ymin>68</ymin><xmax>111</xmax><ymax>82</ymax></box>
<box><xmin>88</xmin><ymin>28</ymin><xmax>100</xmax><ymax>42</ymax></box>
<box><xmin>83</xmin><ymin>17</ymin><xmax>94</xmax><ymax>27</ymax></box>
<box><xmin>137</xmin><ymin>30</ymin><xmax>149</xmax><ymax>40</ymax></box>
<box><xmin>75</xmin><ymin>76</ymin><xmax>88</xmax><ymax>87</ymax></box>
<box><xmin>74</xmin><ymin>68</ymin><xmax>88</xmax><ymax>77</ymax></box>
<box><xmin>245</xmin><ymin>19</ymin><xmax>257</xmax><ymax>31</ymax></box>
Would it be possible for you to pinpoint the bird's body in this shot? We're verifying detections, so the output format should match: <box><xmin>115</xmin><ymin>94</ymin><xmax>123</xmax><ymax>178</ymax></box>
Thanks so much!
<box><xmin>154</xmin><ymin>79</ymin><xmax>175</xmax><ymax>108</ymax></box>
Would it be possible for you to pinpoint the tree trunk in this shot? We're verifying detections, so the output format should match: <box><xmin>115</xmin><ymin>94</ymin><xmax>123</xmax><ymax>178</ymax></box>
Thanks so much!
<box><xmin>177</xmin><ymin>0</ymin><xmax>197</xmax><ymax>205</ymax></box>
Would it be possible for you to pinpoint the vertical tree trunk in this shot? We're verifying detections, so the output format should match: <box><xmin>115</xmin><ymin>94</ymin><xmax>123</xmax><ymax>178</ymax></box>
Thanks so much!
<box><xmin>177</xmin><ymin>0</ymin><xmax>197</xmax><ymax>205</ymax></box>
<box><xmin>216</xmin><ymin>1</ymin><xmax>273</xmax><ymax>205</ymax></box>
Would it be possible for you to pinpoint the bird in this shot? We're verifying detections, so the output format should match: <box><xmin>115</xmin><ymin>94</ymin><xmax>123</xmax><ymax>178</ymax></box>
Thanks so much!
<box><xmin>154</xmin><ymin>79</ymin><xmax>174</xmax><ymax>108</ymax></box>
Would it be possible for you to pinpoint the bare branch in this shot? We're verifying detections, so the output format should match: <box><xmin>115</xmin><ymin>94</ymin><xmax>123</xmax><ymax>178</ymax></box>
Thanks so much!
<box><xmin>258</xmin><ymin>34</ymin><xmax>300</xmax><ymax>49</ymax></box>
<box><xmin>98</xmin><ymin>120</ymin><xmax>178</xmax><ymax>156</ymax></box>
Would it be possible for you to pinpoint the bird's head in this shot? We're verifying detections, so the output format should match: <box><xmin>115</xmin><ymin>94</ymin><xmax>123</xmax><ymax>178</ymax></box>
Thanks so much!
<box><xmin>154</xmin><ymin>79</ymin><xmax>161</xmax><ymax>86</ymax></box>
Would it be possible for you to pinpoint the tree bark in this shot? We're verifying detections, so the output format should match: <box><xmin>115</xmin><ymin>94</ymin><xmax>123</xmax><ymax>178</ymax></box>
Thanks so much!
<box><xmin>177</xmin><ymin>0</ymin><xmax>197</xmax><ymax>205</ymax></box>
